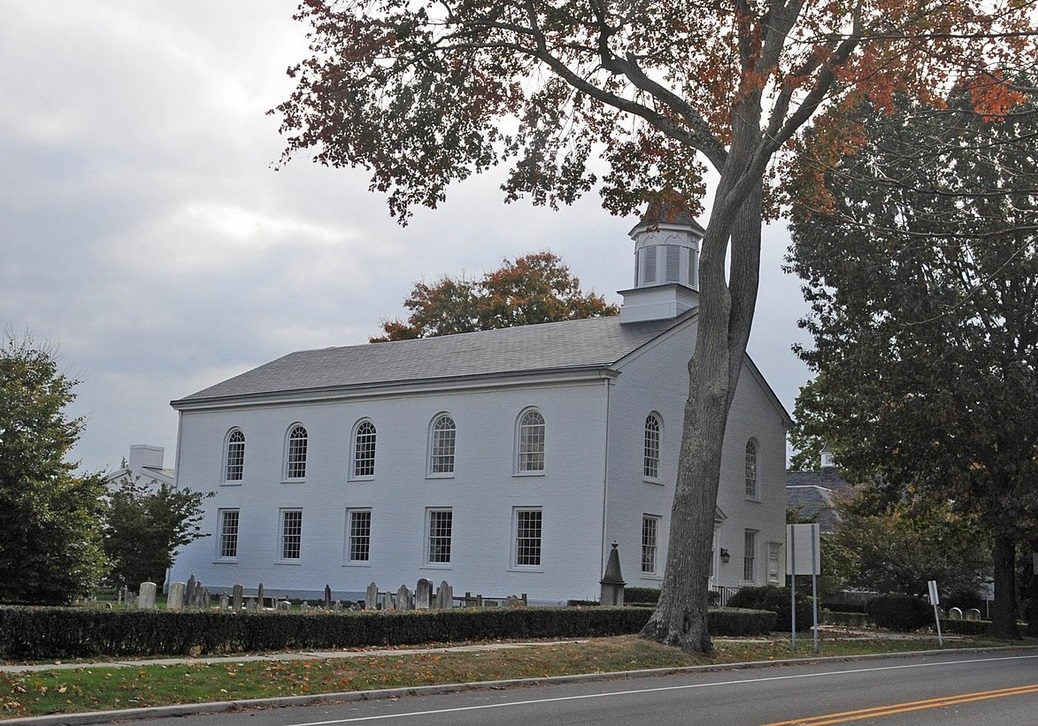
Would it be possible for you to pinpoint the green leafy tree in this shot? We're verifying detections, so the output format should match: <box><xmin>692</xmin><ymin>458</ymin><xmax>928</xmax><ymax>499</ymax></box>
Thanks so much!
<box><xmin>371</xmin><ymin>251</ymin><xmax>618</xmax><ymax>341</ymax></box>
<box><xmin>788</xmin><ymin>88</ymin><xmax>1038</xmax><ymax>637</ymax></box>
<box><xmin>274</xmin><ymin>0</ymin><xmax>1034</xmax><ymax>653</ymax></box>
<box><xmin>102</xmin><ymin>476</ymin><xmax>210</xmax><ymax>589</ymax></box>
<box><xmin>824</xmin><ymin>493</ymin><xmax>989</xmax><ymax>601</ymax></box>
<box><xmin>0</xmin><ymin>333</ymin><xmax>107</xmax><ymax>604</ymax></box>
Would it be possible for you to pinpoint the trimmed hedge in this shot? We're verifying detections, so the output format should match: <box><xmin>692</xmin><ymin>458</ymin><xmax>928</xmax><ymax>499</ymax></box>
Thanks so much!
<box><xmin>726</xmin><ymin>586</ymin><xmax>814</xmax><ymax>632</ymax></box>
<box><xmin>709</xmin><ymin>607</ymin><xmax>777</xmax><ymax>636</ymax></box>
<box><xmin>0</xmin><ymin>605</ymin><xmax>778</xmax><ymax>660</ymax></box>
<box><xmin>939</xmin><ymin>618</ymin><xmax>990</xmax><ymax>636</ymax></box>
<box><xmin>623</xmin><ymin>587</ymin><xmax>661</xmax><ymax>604</ymax></box>
<box><xmin>864</xmin><ymin>594</ymin><xmax>931</xmax><ymax>632</ymax></box>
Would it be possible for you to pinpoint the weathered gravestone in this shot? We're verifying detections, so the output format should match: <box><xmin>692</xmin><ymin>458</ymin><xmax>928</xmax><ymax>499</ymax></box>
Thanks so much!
<box><xmin>397</xmin><ymin>584</ymin><xmax>413</xmax><ymax>610</ymax></box>
<box><xmin>416</xmin><ymin>578</ymin><xmax>433</xmax><ymax>610</ymax></box>
<box><xmin>138</xmin><ymin>581</ymin><xmax>157</xmax><ymax>610</ymax></box>
<box><xmin>436</xmin><ymin>581</ymin><xmax>453</xmax><ymax>609</ymax></box>
<box><xmin>365</xmin><ymin>582</ymin><xmax>379</xmax><ymax>611</ymax></box>
<box><xmin>232</xmin><ymin>584</ymin><xmax>244</xmax><ymax>611</ymax></box>
<box><xmin>167</xmin><ymin>582</ymin><xmax>186</xmax><ymax>611</ymax></box>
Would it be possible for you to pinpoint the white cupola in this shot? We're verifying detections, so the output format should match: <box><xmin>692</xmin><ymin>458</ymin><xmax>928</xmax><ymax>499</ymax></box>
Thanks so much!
<box><xmin>618</xmin><ymin>196</ymin><xmax>705</xmax><ymax>324</ymax></box>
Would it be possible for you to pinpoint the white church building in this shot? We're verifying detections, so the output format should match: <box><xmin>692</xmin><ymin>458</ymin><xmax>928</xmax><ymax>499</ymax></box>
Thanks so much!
<box><xmin>169</xmin><ymin>208</ymin><xmax>791</xmax><ymax>603</ymax></box>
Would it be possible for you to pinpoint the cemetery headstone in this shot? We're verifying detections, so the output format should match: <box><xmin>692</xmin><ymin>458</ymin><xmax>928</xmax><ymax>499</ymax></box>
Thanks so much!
<box><xmin>436</xmin><ymin>581</ymin><xmax>453</xmax><ymax>609</ymax></box>
<box><xmin>416</xmin><ymin>578</ymin><xmax>433</xmax><ymax>609</ymax></box>
<box><xmin>397</xmin><ymin>584</ymin><xmax>413</xmax><ymax>610</ymax></box>
<box><xmin>138</xmin><ymin>581</ymin><xmax>157</xmax><ymax>610</ymax></box>
<box><xmin>167</xmin><ymin>582</ymin><xmax>186</xmax><ymax>611</ymax></box>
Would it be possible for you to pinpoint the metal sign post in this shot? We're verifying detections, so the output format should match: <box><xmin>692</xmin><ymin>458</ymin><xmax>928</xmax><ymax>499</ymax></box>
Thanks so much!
<box><xmin>928</xmin><ymin>579</ymin><xmax>943</xmax><ymax>648</ymax></box>
<box><xmin>787</xmin><ymin>524</ymin><xmax>821</xmax><ymax>653</ymax></box>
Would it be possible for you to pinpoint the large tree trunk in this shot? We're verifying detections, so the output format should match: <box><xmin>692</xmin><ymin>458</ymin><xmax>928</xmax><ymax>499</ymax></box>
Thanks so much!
<box><xmin>989</xmin><ymin>531</ymin><xmax>1020</xmax><ymax>639</ymax></box>
<box><xmin>640</xmin><ymin>138</ymin><xmax>763</xmax><ymax>652</ymax></box>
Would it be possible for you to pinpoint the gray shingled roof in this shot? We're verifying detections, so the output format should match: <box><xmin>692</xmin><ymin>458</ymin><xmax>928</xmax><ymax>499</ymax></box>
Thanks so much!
<box><xmin>786</xmin><ymin>468</ymin><xmax>855</xmax><ymax>532</ymax></box>
<box><xmin>173</xmin><ymin>314</ymin><xmax>692</xmax><ymax>406</ymax></box>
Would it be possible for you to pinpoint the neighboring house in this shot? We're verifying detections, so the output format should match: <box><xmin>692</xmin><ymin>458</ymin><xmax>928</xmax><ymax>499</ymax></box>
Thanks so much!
<box><xmin>106</xmin><ymin>444</ymin><xmax>175</xmax><ymax>489</ymax></box>
<box><xmin>785</xmin><ymin>449</ymin><xmax>855</xmax><ymax>532</ymax></box>
<box><xmin>169</xmin><ymin>208</ymin><xmax>793</xmax><ymax>603</ymax></box>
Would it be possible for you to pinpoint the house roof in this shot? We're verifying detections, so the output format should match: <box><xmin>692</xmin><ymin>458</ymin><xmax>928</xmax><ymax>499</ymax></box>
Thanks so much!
<box><xmin>786</xmin><ymin>467</ymin><xmax>855</xmax><ymax>532</ymax></box>
<box><xmin>172</xmin><ymin>313</ymin><xmax>693</xmax><ymax>408</ymax></box>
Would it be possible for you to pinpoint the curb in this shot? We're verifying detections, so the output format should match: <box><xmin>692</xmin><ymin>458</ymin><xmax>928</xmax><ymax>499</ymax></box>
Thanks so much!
<box><xmin>3</xmin><ymin>645</ymin><xmax>1036</xmax><ymax>726</ymax></box>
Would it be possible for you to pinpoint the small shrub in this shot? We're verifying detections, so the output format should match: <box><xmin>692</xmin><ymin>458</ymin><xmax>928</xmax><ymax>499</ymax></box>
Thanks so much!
<box><xmin>865</xmin><ymin>594</ymin><xmax>931</xmax><ymax>632</ymax></box>
<box><xmin>726</xmin><ymin>586</ymin><xmax>813</xmax><ymax>632</ymax></box>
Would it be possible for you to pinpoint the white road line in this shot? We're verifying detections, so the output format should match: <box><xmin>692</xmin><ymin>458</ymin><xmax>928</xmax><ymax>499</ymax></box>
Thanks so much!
<box><xmin>283</xmin><ymin>653</ymin><xmax>1038</xmax><ymax>725</ymax></box>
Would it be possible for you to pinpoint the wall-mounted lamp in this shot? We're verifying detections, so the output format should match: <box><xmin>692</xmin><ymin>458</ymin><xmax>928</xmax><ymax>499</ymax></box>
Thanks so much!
<box><xmin>719</xmin><ymin>548</ymin><xmax>731</xmax><ymax>564</ymax></box>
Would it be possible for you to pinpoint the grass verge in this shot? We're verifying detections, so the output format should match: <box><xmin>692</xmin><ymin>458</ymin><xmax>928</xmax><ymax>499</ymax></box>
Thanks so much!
<box><xmin>0</xmin><ymin>633</ymin><xmax>1022</xmax><ymax>719</ymax></box>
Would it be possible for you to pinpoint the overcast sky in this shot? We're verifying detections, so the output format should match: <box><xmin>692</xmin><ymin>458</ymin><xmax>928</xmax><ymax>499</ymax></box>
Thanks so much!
<box><xmin>1</xmin><ymin>1</ymin><xmax>812</xmax><ymax>475</ymax></box>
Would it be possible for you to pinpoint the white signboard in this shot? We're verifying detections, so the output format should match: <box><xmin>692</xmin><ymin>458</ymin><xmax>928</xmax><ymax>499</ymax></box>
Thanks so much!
<box><xmin>786</xmin><ymin>523</ymin><xmax>821</xmax><ymax>575</ymax></box>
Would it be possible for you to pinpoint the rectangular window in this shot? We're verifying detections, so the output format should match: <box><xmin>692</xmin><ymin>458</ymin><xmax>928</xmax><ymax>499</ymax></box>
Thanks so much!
<box><xmin>280</xmin><ymin>509</ymin><xmax>302</xmax><ymax>561</ymax></box>
<box><xmin>514</xmin><ymin>509</ymin><xmax>542</xmax><ymax>567</ymax></box>
<box><xmin>218</xmin><ymin>509</ymin><xmax>239</xmax><ymax>559</ymax></box>
<box><xmin>426</xmin><ymin>509</ymin><xmax>452</xmax><ymax>564</ymax></box>
<box><xmin>688</xmin><ymin>248</ymin><xmax>699</xmax><ymax>289</ymax></box>
<box><xmin>346</xmin><ymin>509</ymin><xmax>371</xmax><ymax>563</ymax></box>
<box><xmin>641</xmin><ymin>515</ymin><xmax>659</xmax><ymax>574</ymax></box>
<box><xmin>743</xmin><ymin>530</ymin><xmax>757</xmax><ymax>582</ymax></box>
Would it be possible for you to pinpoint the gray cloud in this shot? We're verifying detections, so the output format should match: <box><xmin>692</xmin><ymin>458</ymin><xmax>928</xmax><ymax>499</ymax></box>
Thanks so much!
<box><xmin>1</xmin><ymin>1</ymin><xmax>811</xmax><ymax>474</ymax></box>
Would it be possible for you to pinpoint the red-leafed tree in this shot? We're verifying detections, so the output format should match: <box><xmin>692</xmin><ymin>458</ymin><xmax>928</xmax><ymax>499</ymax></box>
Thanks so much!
<box><xmin>272</xmin><ymin>0</ymin><xmax>1035</xmax><ymax>652</ymax></box>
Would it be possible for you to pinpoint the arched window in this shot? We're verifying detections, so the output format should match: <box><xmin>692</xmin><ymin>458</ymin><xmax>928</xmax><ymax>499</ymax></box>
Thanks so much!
<box><xmin>516</xmin><ymin>409</ymin><xmax>545</xmax><ymax>473</ymax></box>
<box><xmin>643</xmin><ymin>413</ymin><xmax>661</xmax><ymax>480</ymax></box>
<box><xmin>285</xmin><ymin>425</ymin><xmax>307</xmax><ymax>480</ymax></box>
<box><xmin>429</xmin><ymin>414</ymin><xmax>456</xmax><ymax>476</ymax></box>
<box><xmin>745</xmin><ymin>439</ymin><xmax>759</xmax><ymax>498</ymax></box>
<box><xmin>352</xmin><ymin>420</ymin><xmax>377</xmax><ymax>478</ymax></box>
<box><xmin>224</xmin><ymin>428</ymin><xmax>245</xmax><ymax>482</ymax></box>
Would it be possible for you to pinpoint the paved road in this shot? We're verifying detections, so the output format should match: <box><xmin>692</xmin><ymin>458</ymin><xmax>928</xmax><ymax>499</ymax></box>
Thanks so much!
<box><xmin>98</xmin><ymin>649</ymin><xmax>1038</xmax><ymax>726</ymax></box>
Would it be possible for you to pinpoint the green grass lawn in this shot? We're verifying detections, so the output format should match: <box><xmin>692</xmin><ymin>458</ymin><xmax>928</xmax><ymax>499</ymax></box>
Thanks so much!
<box><xmin>0</xmin><ymin>632</ymin><xmax>1024</xmax><ymax>719</ymax></box>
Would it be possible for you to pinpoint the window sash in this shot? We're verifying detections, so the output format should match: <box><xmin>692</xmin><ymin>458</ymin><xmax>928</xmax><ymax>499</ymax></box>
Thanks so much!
<box><xmin>219</xmin><ymin>510</ymin><xmax>239</xmax><ymax>559</ymax></box>
<box><xmin>347</xmin><ymin>510</ymin><xmax>371</xmax><ymax>562</ymax></box>
<box><xmin>426</xmin><ymin>510</ymin><xmax>453</xmax><ymax>564</ymax></box>
<box><xmin>281</xmin><ymin>510</ymin><xmax>302</xmax><ymax>560</ymax></box>
<box><xmin>353</xmin><ymin>421</ymin><xmax>377</xmax><ymax>478</ymax></box>
<box><xmin>225</xmin><ymin>431</ymin><xmax>245</xmax><ymax>481</ymax></box>
<box><xmin>743</xmin><ymin>530</ymin><xmax>757</xmax><ymax>581</ymax></box>
<box><xmin>515</xmin><ymin>510</ymin><xmax>542</xmax><ymax>567</ymax></box>
<box><xmin>518</xmin><ymin>411</ymin><xmax>545</xmax><ymax>472</ymax></box>
<box><xmin>745</xmin><ymin>441</ymin><xmax>758</xmax><ymax>497</ymax></box>
<box><xmin>286</xmin><ymin>427</ymin><xmax>307</xmax><ymax>479</ymax></box>
<box><xmin>641</xmin><ymin>516</ymin><xmax>658</xmax><ymax>574</ymax></box>
<box><xmin>644</xmin><ymin>415</ymin><xmax>661</xmax><ymax>479</ymax></box>
<box><xmin>430</xmin><ymin>416</ymin><xmax>456</xmax><ymax>474</ymax></box>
